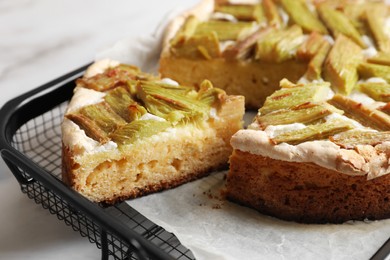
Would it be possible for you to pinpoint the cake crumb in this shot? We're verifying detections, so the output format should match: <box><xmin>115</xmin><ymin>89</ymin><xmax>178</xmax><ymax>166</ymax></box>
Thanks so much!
<box><xmin>212</xmin><ymin>204</ymin><xmax>222</xmax><ymax>209</ymax></box>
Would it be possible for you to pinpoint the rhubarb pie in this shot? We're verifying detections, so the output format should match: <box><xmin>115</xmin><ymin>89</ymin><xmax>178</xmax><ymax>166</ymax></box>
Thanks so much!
<box><xmin>61</xmin><ymin>59</ymin><xmax>244</xmax><ymax>204</ymax></box>
<box><xmin>160</xmin><ymin>0</ymin><xmax>390</xmax><ymax>108</ymax></box>
<box><xmin>160</xmin><ymin>0</ymin><xmax>390</xmax><ymax>223</ymax></box>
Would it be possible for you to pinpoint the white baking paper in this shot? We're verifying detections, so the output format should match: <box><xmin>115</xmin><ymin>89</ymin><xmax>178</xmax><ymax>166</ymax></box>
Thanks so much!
<box><xmin>95</xmin><ymin>11</ymin><xmax>390</xmax><ymax>260</ymax></box>
<box><xmin>128</xmin><ymin>172</ymin><xmax>390</xmax><ymax>260</ymax></box>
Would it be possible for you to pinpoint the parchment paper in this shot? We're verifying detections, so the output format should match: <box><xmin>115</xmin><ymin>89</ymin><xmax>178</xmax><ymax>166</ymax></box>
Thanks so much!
<box><xmin>96</xmin><ymin>11</ymin><xmax>390</xmax><ymax>260</ymax></box>
<box><xmin>128</xmin><ymin>172</ymin><xmax>390</xmax><ymax>260</ymax></box>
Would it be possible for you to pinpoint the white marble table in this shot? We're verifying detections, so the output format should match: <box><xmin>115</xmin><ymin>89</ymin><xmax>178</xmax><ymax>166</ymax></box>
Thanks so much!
<box><xmin>2</xmin><ymin>1</ymin><xmax>390</xmax><ymax>260</ymax></box>
<box><xmin>0</xmin><ymin>1</ymin><xmax>197</xmax><ymax>259</ymax></box>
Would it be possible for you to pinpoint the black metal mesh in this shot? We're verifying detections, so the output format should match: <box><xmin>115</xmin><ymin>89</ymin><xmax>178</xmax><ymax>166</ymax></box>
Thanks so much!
<box><xmin>9</xmin><ymin>101</ymin><xmax>194</xmax><ymax>260</ymax></box>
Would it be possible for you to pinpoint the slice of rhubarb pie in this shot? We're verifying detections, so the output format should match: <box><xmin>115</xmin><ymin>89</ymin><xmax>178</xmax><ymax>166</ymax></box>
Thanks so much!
<box><xmin>227</xmin><ymin>79</ymin><xmax>390</xmax><ymax>223</ymax></box>
<box><xmin>62</xmin><ymin>59</ymin><xmax>244</xmax><ymax>204</ymax></box>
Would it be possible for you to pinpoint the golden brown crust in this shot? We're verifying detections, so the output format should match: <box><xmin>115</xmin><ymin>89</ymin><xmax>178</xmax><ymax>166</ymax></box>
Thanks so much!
<box><xmin>227</xmin><ymin>150</ymin><xmax>390</xmax><ymax>223</ymax></box>
<box><xmin>61</xmin><ymin>145</ymin><xmax>75</xmax><ymax>187</ymax></box>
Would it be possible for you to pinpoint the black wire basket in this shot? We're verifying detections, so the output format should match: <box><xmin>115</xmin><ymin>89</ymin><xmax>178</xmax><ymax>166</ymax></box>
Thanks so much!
<box><xmin>0</xmin><ymin>64</ymin><xmax>195</xmax><ymax>260</ymax></box>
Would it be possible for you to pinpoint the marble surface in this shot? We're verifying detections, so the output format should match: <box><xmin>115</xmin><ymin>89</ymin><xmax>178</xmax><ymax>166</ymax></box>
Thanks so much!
<box><xmin>2</xmin><ymin>1</ymin><xmax>390</xmax><ymax>260</ymax></box>
<box><xmin>0</xmin><ymin>0</ymin><xmax>197</xmax><ymax>259</ymax></box>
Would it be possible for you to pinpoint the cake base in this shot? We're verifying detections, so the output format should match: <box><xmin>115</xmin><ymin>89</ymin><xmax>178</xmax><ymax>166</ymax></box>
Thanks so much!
<box><xmin>227</xmin><ymin>150</ymin><xmax>390</xmax><ymax>224</ymax></box>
